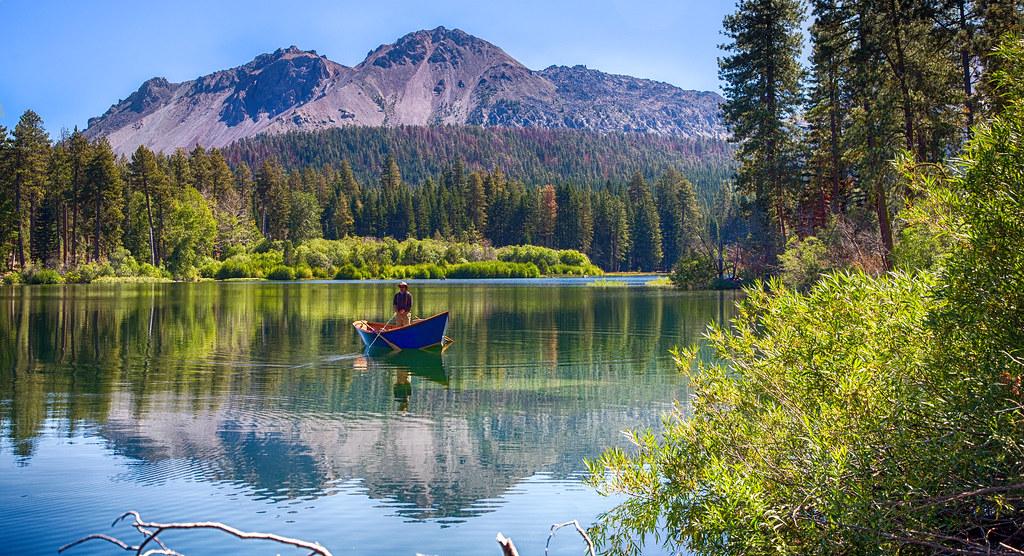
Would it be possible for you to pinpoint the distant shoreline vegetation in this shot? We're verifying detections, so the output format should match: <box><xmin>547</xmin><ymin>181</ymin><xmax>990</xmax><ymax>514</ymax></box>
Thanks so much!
<box><xmin>1</xmin><ymin>239</ymin><xmax>603</xmax><ymax>284</ymax></box>
<box><xmin>0</xmin><ymin>116</ymin><xmax>733</xmax><ymax>288</ymax></box>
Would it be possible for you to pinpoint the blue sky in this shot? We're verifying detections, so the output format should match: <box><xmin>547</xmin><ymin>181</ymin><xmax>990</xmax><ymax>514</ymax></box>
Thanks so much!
<box><xmin>0</xmin><ymin>0</ymin><xmax>736</xmax><ymax>135</ymax></box>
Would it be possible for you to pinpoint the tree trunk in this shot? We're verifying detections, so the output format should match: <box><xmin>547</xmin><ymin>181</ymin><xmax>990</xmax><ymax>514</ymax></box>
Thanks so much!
<box><xmin>865</xmin><ymin>102</ymin><xmax>894</xmax><ymax>270</ymax></box>
<box><xmin>142</xmin><ymin>174</ymin><xmax>156</xmax><ymax>266</ymax></box>
<box><xmin>959</xmin><ymin>0</ymin><xmax>975</xmax><ymax>132</ymax></box>
<box><xmin>93</xmin><ymin>189</ymin><xmax>101</xmax><ymax>262</ymax></box>
<box><xmin>14</xmin><ymin>172</ymin><xmax>25</xmax><ymax>269</ymax></box>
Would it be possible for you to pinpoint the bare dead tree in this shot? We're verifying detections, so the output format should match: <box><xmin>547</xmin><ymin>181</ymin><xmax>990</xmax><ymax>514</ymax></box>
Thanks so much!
<box><xmin>59</xmin><ymin>511</ymin><xmax>333</xmax><ymax>556</ymax></box>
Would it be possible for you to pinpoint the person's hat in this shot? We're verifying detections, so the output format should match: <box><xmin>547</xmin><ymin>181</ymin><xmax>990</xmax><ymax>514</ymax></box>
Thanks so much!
<box><xmin>399</xmin><ymin>281</ymin><xmax>408</xmax><ymax>287</ymax></box>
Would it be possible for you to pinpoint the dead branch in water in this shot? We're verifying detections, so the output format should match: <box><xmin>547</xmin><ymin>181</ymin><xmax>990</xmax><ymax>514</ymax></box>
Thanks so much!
<box><xmin>497</xmin><ymin>519</ymin><xmax>596</xmax><ymax>556</ymax></box>
<box><xmin>545</xmin><ymin>520</ymin><xmax>596</xmax><ymax>556</ymax></box>
<box><xmin>58</xmin><ymin>511</ymin><xmax>332</xmax><ymax>556</ymax></box>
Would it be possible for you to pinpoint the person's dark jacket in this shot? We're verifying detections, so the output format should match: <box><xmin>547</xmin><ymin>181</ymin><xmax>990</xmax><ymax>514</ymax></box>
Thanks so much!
<box><xmin>393</xmin><ymin>291</ymin><xmax>412</xmax><ymax>312</ymax></box>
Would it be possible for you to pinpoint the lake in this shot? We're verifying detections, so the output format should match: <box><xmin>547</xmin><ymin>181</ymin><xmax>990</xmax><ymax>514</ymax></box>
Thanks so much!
<box><xmin>0</xmin><ymin>279</ymin><xmax>736</xmax><ymax>555</ymax></box>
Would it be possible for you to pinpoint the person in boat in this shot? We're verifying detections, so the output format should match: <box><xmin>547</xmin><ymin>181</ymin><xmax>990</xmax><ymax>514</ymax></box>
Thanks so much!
<box><xmin>393</xmin><ymin>281</ymin><xmax>413</xmax><ymax>327</ymax></box>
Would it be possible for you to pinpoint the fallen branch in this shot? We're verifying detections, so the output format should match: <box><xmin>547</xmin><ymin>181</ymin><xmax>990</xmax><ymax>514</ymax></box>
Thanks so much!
<box><xmin>59</xmin><ymin>511</ymin><xmax>332</xmax><ymax>556</ymax></box>
<box><xmin>496</xmin><ymin>532</ymin><xmax>521</xmax><ymax>556</ymax></box>
<box><xmin>545</xmin><ymin>520</ymin><xmax>596</xmax><ymax>556</ymax></box>
<box><xmin>497</xmin><ymin>518</ymin><xmax>596</xmax><ymax>556</ymax></box>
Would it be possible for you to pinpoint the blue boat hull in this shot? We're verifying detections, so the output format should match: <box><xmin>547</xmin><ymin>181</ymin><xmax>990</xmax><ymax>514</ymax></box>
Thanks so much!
<box><xmin>354</xmin><ymin>312</ymin><xmax>450</xmax><ymax>351</ymax></box>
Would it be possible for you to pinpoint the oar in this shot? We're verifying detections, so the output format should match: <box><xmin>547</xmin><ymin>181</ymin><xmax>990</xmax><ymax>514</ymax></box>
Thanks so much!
<box><xmin>365</xmin><ymin>313</ymin><xmax>396</xmax><ymax>352</ymax></box>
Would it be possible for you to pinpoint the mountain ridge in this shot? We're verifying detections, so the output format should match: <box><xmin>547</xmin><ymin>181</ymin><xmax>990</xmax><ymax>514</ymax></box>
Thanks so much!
<box><xmin>85</xmin><ymin>27</ymin><xmax>726</xmax><ymax>154</ymax></box>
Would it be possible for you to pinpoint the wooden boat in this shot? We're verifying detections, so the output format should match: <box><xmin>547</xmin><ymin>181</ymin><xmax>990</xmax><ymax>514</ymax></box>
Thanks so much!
<box><xmin>353</xmin><ymin>311</ymin><xmax>452</xmax><ymax>352</ymax></box>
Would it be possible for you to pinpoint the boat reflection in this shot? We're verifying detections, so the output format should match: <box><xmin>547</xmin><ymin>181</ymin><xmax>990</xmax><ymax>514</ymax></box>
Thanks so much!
<box><xmin>355</xmin><ymin>350</ymin><xmax>450</xmax><ymax>410</ymax></box>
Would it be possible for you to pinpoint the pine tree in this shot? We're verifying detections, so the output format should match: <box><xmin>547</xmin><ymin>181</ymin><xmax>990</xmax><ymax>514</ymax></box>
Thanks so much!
<box><xmin>12</xmin><ymin>110</ymin><xmax>51</xmax><ymax>268</ymax></box>
<box><xmin>288</xmin><ymin>191</ymin><xmax>322</xmax><ymax>242</ymax></box>
<box><xmin>805</xmin><ymin>0</ymin><xmax>854</xmax><ymax>223</ymax></box>
<box><xmin>128</xmin><ymin>146</ymin><xmax>165</xmax><ymax>265</ymax></box>
<box><xmin>536</xmin><ymin>184</ymin><xmax>558</xmax><ymax>247</ymax></box>
<box><xmin>627</xmin><ymin>173</ymin><xmax>663</xmax><ymax>270</ymax></box>
<box><xmin>84</xmin><ymin>139</ymin><xmax>123</xmax><ymax>261</ymax></box>
<box><xmin>0</xmin><ymin>126</ymin><xmax>15</xmax><ymax>269</ymax></box>
<box><xmin>467</xmin><ymin>172</ymin><xmax>488</xmax><ymax>234</ymax></box>
<box><xmin>719</xmin><ymin>0</ymin><xmax>806</xmax><ymax>252</ymax></box>
<box><xmin>259</xmin><ymin>159</ymin><xmax>291</xmax><ymax>241</ymax></box>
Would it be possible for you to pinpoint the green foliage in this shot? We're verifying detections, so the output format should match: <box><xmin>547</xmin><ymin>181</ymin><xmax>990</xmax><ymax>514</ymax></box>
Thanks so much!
<box><xmin>266</xmin><ymin>265</ymin><xmax>296</xmax><ymax>281</ymax></box>
<box><xmin>224</xmin><ymin>126</ymin><xmax>734</xmax><ymax>193</ymax></box>
<box><xmin>2</xmin><ymin>271</ymin><xmax>21</xmax><ymax>285</ymax></box>
<box><xmin>719</xmin><ymin>0</ymin><xmax>804</xmax><ymax>250</ymax></box>
<box><xmin>496</xmin><ymin>245</ymin><xmax>596</xmax><ymax>274</ymax></box>
<box><xmin>669</xmin><ymin>255</ymin><xmax>717</xmax><ymax>290</ymax></box>
<box><xmin>333</xmin><ymin>264</ymin><xmax>367</xmax><ymax>280</ymax></box>
<box><xmin>777</xmin><ymin>236</ymin><xmax>831</xmax><ymax>290</ymax></box>
<box><xmin>21</xmin><ymin>267</ymin><xmax>64</xmax><ymax>285</ymax></box>
<box><xmin>215</xmin><ymin>251</ymin><xmax>284</xmax><ymax>280</ymax></box>
<box><xmin>196</xmin><ymin>257</ymin><xmax>222</xmax><ymax>279</ymax></box>
<box><xmin>447</xmin><ymin>261</ymin><xmax>541</xmax><ymax>279</ymax></box>
<box><xmin>164</xmin><ymin>187</ymin><xmax>217</xmax><ymax>279</ymax></box>
<box><xmin>589</xmin><ymin>273</ymin><xmax>937</xmax><ymax>555</ymax></box>
<box><xmin>590</xmin><ymin>39</ymin><xmax>1024</xmax><ymax>554</ymax></box>
<box><xmin>64</xmin><ymin>261</ymin><xmax>113</xmax><ymax>284</ymax></box>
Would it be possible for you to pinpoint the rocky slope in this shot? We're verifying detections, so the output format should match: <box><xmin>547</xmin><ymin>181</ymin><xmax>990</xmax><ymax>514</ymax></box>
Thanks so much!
<box><xmin>86</xmin><ymin>27</ymin><xmax>725</xmax><ymax>154</ymax></box>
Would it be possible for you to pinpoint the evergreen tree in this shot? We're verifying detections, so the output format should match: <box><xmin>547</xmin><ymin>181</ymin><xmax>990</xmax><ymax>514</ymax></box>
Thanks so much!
<box><xmin>627</xmin><ymin>173</ymin><xmax>663</xmax><ymax>270</ymax></box>
<box><xmin>536</xmin><ymin>184</ymin><xmax>558</xmax><ymax>247</ymax></box>
<box><xmin>288</xmin><ymin>191</ymin><xmax>322</xmax><ymax>242</ymax></box>
<box><xmin>467</xmin><ymin>172</ymin><xmax>488</xmax><ymax>234</ymax></box>
<box><xmin>0</xmin><ymin>127</ymin><xmax>15</xmax><ymax>268</ymax></box>
<box><xmin>805</xmin><ymin>0</ymin><xmax>854</xmax><ymax>223</ymax></box>
<box><xmin>84</xmin><ymin>139</ymin><xmax>123</xmax><ymax>261</ymax></box>
<box><xmin>11</xmin><ymin>110</ymin><xmax>51</xmax><ymax>268</ymax></box>
<box><xmin>65</xmin><ymin>130</ymin><xmax>90</xmax><ymax>266</ymax></box>
<box><xmin>719</xmin><ymin>0</ymin><xmax>806</xmax><ymax>251</ymax></box>
<box><xmin>127</xmin><ymin>145</ymin><xmax>165</xmax><ymax>265</ymax></box>
<box><xmin>256</xmin><ymin>159</ymin><xmax>288</xmax><ymax>239</ymax></box>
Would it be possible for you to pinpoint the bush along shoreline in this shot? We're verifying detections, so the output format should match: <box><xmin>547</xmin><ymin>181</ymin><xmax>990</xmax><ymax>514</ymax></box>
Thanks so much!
<box><xmin>2</xmin><ymin>239</ymin><xmax>602</xmax><ymax>284</ymax></box>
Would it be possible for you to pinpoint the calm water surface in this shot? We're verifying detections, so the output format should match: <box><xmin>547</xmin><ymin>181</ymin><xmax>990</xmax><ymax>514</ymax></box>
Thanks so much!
<box><xmin>0</xmin><ymin>279</ymin><xmax>735</xmax><ymax>555</ymax></box>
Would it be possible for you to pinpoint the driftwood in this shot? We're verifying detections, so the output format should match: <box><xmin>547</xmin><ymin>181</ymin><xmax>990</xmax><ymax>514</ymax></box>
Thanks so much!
<box><xmin>59</xmin><ymin>511</ymin><xmax>332</xmax><ymax>556</ymax></box>
<box><xmin>62</xmin><ymin>510</ymin><xmax>592</xmax><ymax>556</ymax></box>
<box><xmin>497</xmin><ymin>519</ymin><xmax>596</xmax><ymax>556</ymax></box>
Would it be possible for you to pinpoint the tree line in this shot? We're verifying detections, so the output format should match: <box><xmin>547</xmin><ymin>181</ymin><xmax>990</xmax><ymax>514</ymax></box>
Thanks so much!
<box><xmin>718</xmin><ymin>0</ymin><xmax>1023</xmax><ymax>272</ymax></box>
<box><xmin>0</xmin><ymin>119</ymin><xmax>714</xmax><ymax>276</ymax></box>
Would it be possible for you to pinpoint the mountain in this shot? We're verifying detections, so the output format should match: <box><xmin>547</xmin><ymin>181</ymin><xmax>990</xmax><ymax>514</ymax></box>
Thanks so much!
<box><xmin>85</xmin><ymin>27</ymin><xmax>726</xmax><ymax>154</ymax></box>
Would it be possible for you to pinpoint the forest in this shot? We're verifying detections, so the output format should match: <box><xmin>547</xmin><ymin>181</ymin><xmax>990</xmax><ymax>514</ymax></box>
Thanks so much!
<box><xmin>587</xmin><ymin>1</ymin><xmax>1024</xmax><ymax>555</ymax></box>
<box><xmin>0</xmin><ymin>120</ymin><xmax>733</xmax><ymax>281</ymax></box>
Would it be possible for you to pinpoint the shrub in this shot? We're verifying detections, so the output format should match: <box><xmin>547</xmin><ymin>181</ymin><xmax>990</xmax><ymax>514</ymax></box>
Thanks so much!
<box><xmin>215</xmin><ymin>258</ymin><xmax>252</xmax><ymax>280</ymax></box>
<box><xmin>266</xmin><ymin>265</ymin><xmax>296</xmax><ymax>281</ymax></box>
<box><xmin>558</xmin><ymin>249</ymin><xmax>590</xmax><ymax>266</ymax></box>
<box><xmin>334</xmin><ymin>264</ymin><xmax>366</xmax><ymax>280</ymax></box>
<box><xmin>447</xmin><ymin>261</ymin><xmax>540</xmax><ymax>279</ymax></box>
<box><xmin>197</xmin><ymin>258</ymin><xmax>222</xmax><ymax>279</ymax></box>
<box><xmin>293</xmin><ymin>265</ymin><xmax>313</xmax><ymax>280</ymax></box>
<box><xmin>64</xmin><ymin>262</ymin><xmax>114</xmax><ymax>284</ymax></box>
<box><xmin>497</xmin><ymin>245</ymin><xmax>561</xmax><ymax>273</ymax></box>
<box><xmin>669</xmin><ymin>255</ymin><xmax>716</xmax><ymax>290</ymax></box>
<box><xmin>588</xmin><ymin>273</ymin><xmax>938</xmax><ymax>555</ymax></box>
<box><xmin>778</xmin><ymin>236</ymin><xmax>832</xmax><ymax>290</ymax></box>
<box><xmin>215</xmin><ymin>251</ymin><xmax>284</xmax><ymax>279</ymax></box>
<box><xmin>22</xmin><ymin>267</ymin><xmax>64</xmax><ymax>285</ymax></box>
<box><xmin>2</xmin><ymin>271</ymin><xmax>22</xmax><ymax>285</ymax></box>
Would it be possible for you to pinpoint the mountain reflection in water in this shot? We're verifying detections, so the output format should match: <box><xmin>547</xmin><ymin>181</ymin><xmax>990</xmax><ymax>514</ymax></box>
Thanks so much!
<box><xmin>0</xmin><ymin>281</ymin><xmax>735</xmax><ymax>554</ymax></box>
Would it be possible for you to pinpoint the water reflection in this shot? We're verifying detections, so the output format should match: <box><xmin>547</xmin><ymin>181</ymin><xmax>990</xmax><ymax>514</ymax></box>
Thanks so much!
<box><xmin>0</xmin><ymin>282</ymin><xmax>736</xmax><ymax>553</ymax></box>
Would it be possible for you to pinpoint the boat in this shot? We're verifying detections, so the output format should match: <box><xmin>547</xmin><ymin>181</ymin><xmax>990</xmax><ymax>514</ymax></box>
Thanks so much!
<box><xmin>353</xmin><ymin>311</ymin><xmax>452</xmax><ymax>352</ymax></box>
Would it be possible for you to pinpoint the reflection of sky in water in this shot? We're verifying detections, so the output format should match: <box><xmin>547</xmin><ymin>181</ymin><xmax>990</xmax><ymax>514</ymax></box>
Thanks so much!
<box><xmin>0</xmin><ymin>282</ymin><xmax>735</xmax><ymax>554</ymax></box>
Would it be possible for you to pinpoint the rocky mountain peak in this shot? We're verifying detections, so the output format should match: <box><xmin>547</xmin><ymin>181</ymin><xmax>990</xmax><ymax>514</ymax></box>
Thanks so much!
<box><xmin>84</xmin><ymin>28</ymin><xmax>726</xmax><ymax>154</ymax></box>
